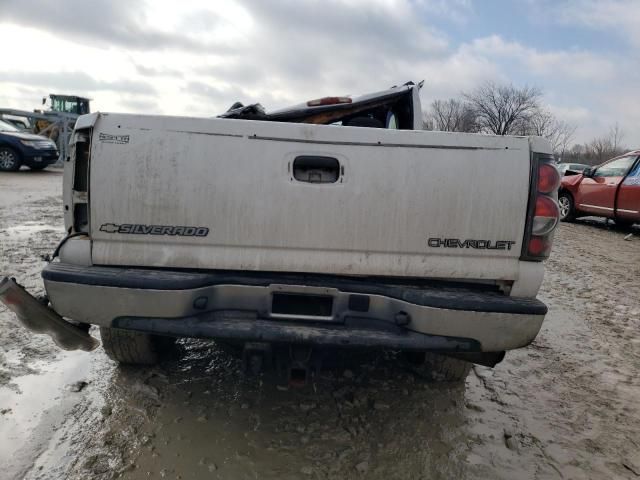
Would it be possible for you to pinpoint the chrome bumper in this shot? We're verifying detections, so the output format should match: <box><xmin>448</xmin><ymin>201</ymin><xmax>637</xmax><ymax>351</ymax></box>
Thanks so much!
<box><xmin>42</xmin><ymin>263</ymin><xmax>547</xmax><ymax>352</ymax></box>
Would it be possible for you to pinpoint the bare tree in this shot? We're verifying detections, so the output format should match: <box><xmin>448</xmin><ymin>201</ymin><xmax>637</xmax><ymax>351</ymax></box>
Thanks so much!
<box><xmin>554</xmin><ymin>120</ymin><xmax>577</xmax><ymax>160</ymax></box>
<box><xmin>564</xmin><ymin>143</ymin><xmax>590</xmax><ymax>164</ymax></box>
<box><xmin>510</xmin><ymin>106</ymin><xmax>576</xmax><ymax>159</ymax></box>
<box><xmin>567</xmin><ymin>143</ymin><xmax>584</xmax><ymax>159</ymax></box>
<box><xmin>609</xmin><ymin>121</ymin><xmax>624</xmax><ymax>152</ymax></box>
<box><xmin>529</xmin><ymin>109</ymin><xmax>576</xmax><ymax>159</ymax></box>
<box><xmin>428</xmin><ymin>99</ymin><xmax>477</xmax><ymax>133</ymax></box>
<box><xmin>422</xmin><ymin>114</ymin><xmax>434</xmax><ymax>131</ymax></box>
<box><xmin>423</xmin><ymin>80</ymin><xmax>629</xmax><ymax>167</ymax></box>
<box><xmin>463</xmin><ymin>82</ymin><xmax>542</xmax><ymax>135</ymax></box>
<box><xmin>588</xmin><ymin>136</ymin><xmax>614</xmax><ymax>164</ymax></box>
<box><xmin>578</xmin><ymin>122</ymin><xmax>627</xmax><ymax>164</ymax></box>
<box><xmin>522</xmin><ymin>107</ymin><xmax>555</xmax><ymax>137</ymax></box>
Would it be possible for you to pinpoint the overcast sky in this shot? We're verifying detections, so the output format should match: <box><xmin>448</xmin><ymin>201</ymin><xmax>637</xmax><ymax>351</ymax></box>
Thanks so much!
<box><xmin>1</xmin><ymin>0</ymin><xmax>638</xmax><ymax>145</ymax></box>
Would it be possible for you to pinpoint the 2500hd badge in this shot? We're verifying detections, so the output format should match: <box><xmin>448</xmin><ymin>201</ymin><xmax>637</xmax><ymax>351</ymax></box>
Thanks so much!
<box><xmin>428</xmin><ymin>237</ymin><xmax>516</xmax><ymax>250</ymax></box>
<box><xmin>100</xmin><ymin>223</ymin><xmax>209</xmax><ymax>237</ymax></box>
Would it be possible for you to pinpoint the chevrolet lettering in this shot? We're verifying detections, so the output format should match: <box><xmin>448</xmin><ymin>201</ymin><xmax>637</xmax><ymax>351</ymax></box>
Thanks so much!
<box><xmin>428</xmin><ymin>238</ymin><xmax>517</xmax><ymax>250</ymax></box>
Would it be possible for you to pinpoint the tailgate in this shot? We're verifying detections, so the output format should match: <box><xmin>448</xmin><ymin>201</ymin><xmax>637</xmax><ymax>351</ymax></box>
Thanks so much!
<box><xmin>85</xmin><ymin>114</ymin><xmax>532</xmax><ymax>282</ymax></box>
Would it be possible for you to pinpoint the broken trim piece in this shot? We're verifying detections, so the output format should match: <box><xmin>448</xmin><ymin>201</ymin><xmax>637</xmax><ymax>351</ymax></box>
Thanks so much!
<box><xmin>0</xmin><ymin>277</ymin><xmax>99</xmax><ymax>352</ymax></box>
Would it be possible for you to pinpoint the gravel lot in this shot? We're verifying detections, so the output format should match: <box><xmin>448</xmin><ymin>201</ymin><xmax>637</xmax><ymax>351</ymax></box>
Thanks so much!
<box><xmin>1</xmin><ymin>170</ymin><xmax>639</xmax><ymax>479</ymax></box>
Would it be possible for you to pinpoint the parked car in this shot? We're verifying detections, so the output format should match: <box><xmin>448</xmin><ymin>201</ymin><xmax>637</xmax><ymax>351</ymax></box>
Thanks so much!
<box><xmin>0</xmin><ymin>115</ymin><xmax>32</xmax><ymax>131</ymax></box>
<box><xmin>0</xmin><ymin>119</ymin><xmax>59</xmax><ymax>171</ymax></box>
<box><xmin>556</xmin><ymin>162</ymin><xmax>589</xmax><ymax>176</ymax></box>
<box><xmin>559</xmin><ymin>151</ymin><xmax>640</xmax><ymax>226</ymax></box>
<box><xmin>0</xmin><ymin>82</ymin><xmax>560</xmax><ymax>383</ymax></box>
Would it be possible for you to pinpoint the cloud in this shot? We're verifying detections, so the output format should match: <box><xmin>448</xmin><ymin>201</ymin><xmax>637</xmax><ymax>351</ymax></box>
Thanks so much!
<box><xmin>124</xmin><ymin>98</ymin><xmax>160</xmax><ymax>112</ymax></box>
<box><xmin>0</xmin><ymin>71</ymin><xmax>155</xmax><ymax>96</ymax></box>
<box><xmin>0</xmin><ymin>0</ymin><xmax>236</xmax><ymax>53</ymax></box>
<box><xmin>415</xmin><ymin>0</ymin><xmax>473</xmax><ymax>24</ymax></box>
<box><xmin>188</xmin><ymin>0</ymin><xmax>480</xmax><ymax>117</ymax></box>
<box><xmin>546</xmin><ymin>104</ymin><xmax>591</xmax><ymax>124</ymax></box>
<box><xmin>465</xmin><ymin>35</ymin><xmax>615</xmax><ymax>81</ymax></box>
<box><xmin>134</xmin><ymin>64</ymin><xmax>184</xmax><ymax>78</ymax></box>
<box><xmin>552</xmin><ymin>0</ymin><xmax>640</xmax><ymax>48</ymax></box>
<box><xmin>0</xmin><ymin>0</ymin><xmax>637</xmax><ymax>145</ymax></box>
<box><xmin>179</xmin><ymin>0</ymin><xmax>470</xmax><ymax>113</ymax></box>
<box><xmin>238</xmin><ymin>0</ymin><xmax>450</xmax><ymax>81</ymax></box>
<box><xmin>185</xmin><ymin>81</ymin><xmax>243</xmax><ymax>102</ymax></box>
<box><xmin>239</xmin><ymin>0</ymin><xmax>450</xmax><ymax>60</ymax></box>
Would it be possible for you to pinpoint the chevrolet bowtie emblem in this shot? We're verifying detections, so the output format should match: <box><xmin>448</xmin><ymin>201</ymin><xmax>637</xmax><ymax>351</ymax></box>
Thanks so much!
<box><xmin>99</xmin><ymin>223</ymin><xmax>120</xmax><ymax>233</ymax></box>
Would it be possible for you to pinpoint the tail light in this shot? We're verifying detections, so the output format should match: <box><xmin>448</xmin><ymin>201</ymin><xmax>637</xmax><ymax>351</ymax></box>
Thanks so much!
<box><xmin>537</xmin><ymin>163</ymin><xmax>560</xmax><ymax>194</ymax></box>
<box><xmin>306</xmin><ymin>96</ymin><xmax>352</xmax><ymax>107</ymax></box>
<box><xmin>532</xmin><ymin>195</ymin><xmax>560</xmax><ymax>236</ymax></box>
<box><xmin>522</xmin><ymin>155</ymin><xmax>560</xmax><ymax>261</ymax></box>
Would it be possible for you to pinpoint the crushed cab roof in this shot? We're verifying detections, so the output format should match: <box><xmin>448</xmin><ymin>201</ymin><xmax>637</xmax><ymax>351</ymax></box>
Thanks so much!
<box><xmin>218</xmin><ymin>81</ymin><xmax>423</xmax><ymax>129</ymax></box>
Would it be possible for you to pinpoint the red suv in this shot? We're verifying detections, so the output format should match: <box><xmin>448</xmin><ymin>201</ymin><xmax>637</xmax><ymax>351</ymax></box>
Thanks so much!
<box><xmin>559</xmin><ymin>151</ymin><xmax>640</xmax><ymax>226</ymax></box>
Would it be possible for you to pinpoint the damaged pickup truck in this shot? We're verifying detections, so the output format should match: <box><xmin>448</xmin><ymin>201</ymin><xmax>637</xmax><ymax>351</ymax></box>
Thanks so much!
<box><xmin>0</xmin><ymin>82</ymin><xmax>561</xmax><ymax>382</ymax></box>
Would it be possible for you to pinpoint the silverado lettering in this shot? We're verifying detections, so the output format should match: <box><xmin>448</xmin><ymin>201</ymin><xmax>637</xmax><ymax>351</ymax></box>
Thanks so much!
<box><xmin>428</xmin><ymin>238</ymin><xmax>516</xmax><ymax>250</ymax></box>
<box><xmin>100</xmin><ymin>223</ymin><xmax>209</xmax><ymax>237</ymax></box>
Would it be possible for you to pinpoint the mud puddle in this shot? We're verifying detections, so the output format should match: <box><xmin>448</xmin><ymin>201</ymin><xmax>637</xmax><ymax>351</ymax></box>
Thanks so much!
<box><xmin>3</xmin><ymin>223</ymin><xmax>63</xmax><ymax>240</ymax></box>
<box><xmin>0</xmin><ymin>350</ymin><xmax>96</xmax><ymax>479</ymax></box>
<box><xmin>0</xmin><ymin>170</ymin><xmax>63</xmax><ymax>207</ymax></box>
<box><xmin>116</xmin><ymin>345</ymin><xmax>472</xmax><ymax>480</ymax></box>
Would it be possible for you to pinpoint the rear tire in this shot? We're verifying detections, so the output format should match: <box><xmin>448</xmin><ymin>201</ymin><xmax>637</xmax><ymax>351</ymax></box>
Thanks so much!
<box><xmin>404</xmin><ymin>352</ymin><xmax>472</xmax><ymax>382</ymax></box>
<box><xmin>558</xmin><ymin>192</ymin><xmax>575</xmax><ymax>222</ymax></box>
<box><xmin>100</xmin><ymin>327</ymin><xmax>174</xmax><ymax>365</ymax></box>
<box><xmin>0</xmin><ymin>147</ymin><xmax>21</xmax><ymax>171</ymax></box>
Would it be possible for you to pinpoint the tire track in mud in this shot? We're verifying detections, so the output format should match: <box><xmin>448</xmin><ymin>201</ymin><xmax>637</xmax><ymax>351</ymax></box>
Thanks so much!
<box><xmin>462</xmin><ymin>220</ymin><xmax>640</xmax><ymax>479</ymax></box>
<box><xmin>0</xmin><ymin>177</ymin><xmax>79</xmax><ymax>479</ymax></box>
<box><xmin>0</xmin><ymin>192</ymin><xmax>64</xmax><ymax>382</ymax></box>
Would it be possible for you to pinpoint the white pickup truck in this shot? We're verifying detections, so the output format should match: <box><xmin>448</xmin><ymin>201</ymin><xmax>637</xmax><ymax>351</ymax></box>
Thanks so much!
<box><xmin>0</xmin><ymin>82</ymin><xmax>560</xmax><ymax>381</ymax></box>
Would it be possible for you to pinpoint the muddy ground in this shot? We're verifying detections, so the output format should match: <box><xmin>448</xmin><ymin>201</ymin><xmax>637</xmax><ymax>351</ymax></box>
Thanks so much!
<box><xmin>1</xmin><ymin>170</ymin><xmax>639</xmax><ymax>480</ymax></box>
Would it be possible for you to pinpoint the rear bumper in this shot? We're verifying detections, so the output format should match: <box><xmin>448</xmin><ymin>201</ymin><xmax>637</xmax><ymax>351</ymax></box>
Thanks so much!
<box><xmin>115</xmin><ymin>312</ymin><xmax>482</xmax><ymax>352</ymax></box>
<box><xmin>43</xmin><ymin>263</ymin><xmax>547</xmax><ymax>352</ymax></box>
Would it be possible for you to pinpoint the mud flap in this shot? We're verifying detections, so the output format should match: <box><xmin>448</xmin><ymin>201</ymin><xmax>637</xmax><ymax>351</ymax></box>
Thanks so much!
<box><xmin>0</xmin><ymin>277</ymin><xmax>99</xmax><ymax>352</ymax></box>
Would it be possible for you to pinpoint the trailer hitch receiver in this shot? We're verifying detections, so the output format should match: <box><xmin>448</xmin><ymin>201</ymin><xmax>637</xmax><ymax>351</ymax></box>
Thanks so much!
<box><xmin>0</xmin><ymin>277</ymin><xmax>99</xmax><ymax>352</ymax></box>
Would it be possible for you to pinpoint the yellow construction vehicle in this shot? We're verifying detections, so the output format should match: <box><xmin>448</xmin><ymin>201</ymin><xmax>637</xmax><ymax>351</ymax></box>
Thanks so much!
<box><xmin>0</xmin><ymin>94</ymin><xmax>91</xmax><ymax>163</ymax></box>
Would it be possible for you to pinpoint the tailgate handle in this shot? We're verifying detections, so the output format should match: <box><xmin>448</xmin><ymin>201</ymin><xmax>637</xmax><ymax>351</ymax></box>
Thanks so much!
<box><xmin>293</xmin><ymin>156</ymin><xmax>340</xmax><ymax>184</ymax></box>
